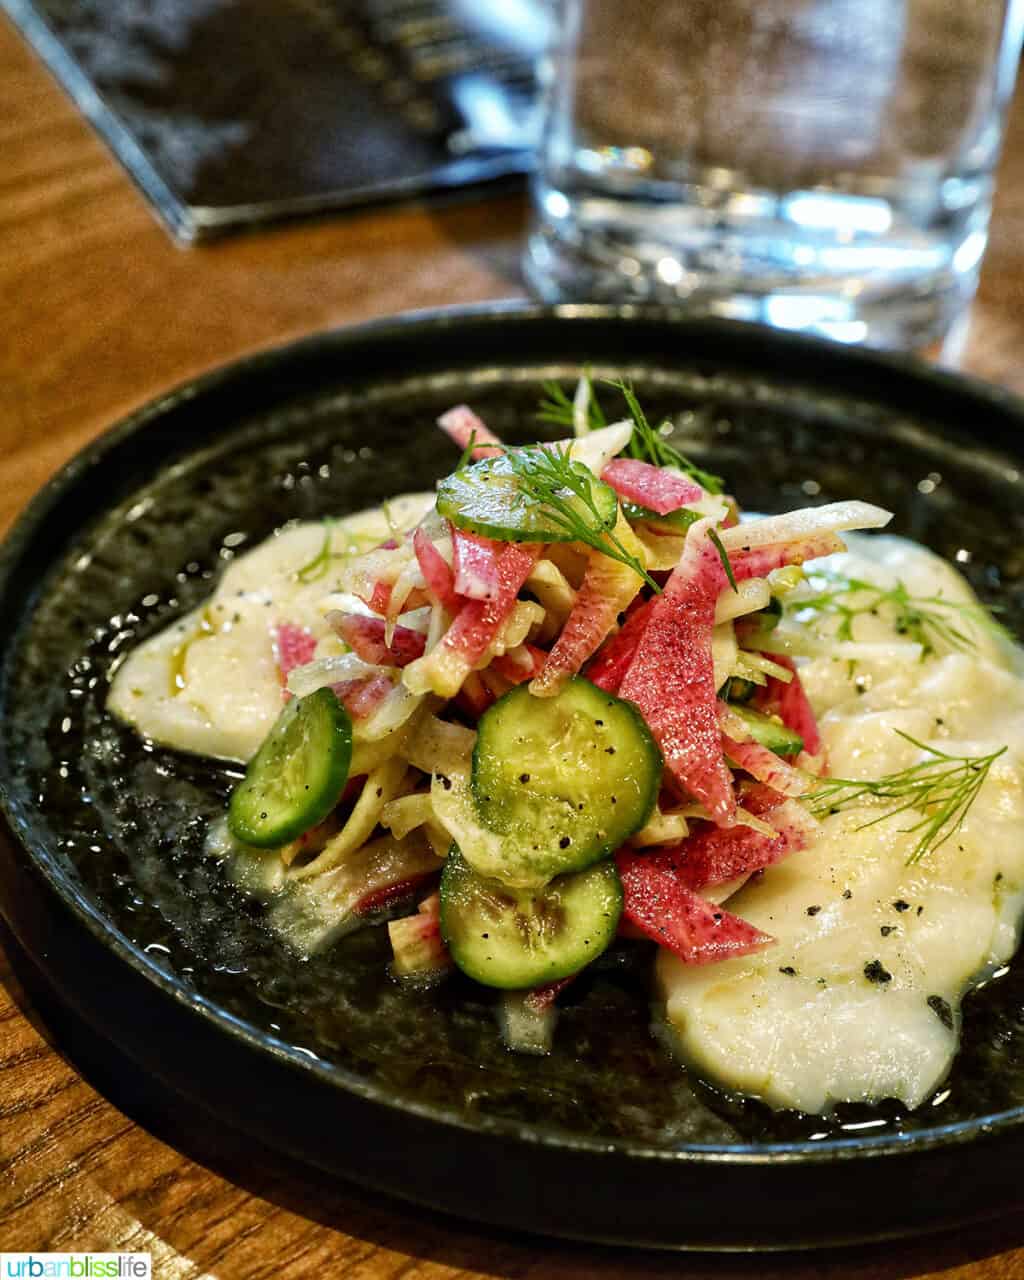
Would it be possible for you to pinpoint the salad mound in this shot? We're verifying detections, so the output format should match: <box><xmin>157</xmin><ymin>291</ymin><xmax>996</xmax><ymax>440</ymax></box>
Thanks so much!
<box><xmin>108</xmin><ymin>381</ymin><xmax>1024</xmax><ymax>1115</ymax></box>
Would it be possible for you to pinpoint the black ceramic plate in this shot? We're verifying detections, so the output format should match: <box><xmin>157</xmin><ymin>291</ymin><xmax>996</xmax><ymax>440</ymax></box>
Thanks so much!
<box><xmin>3</xmin><ymin>305</ymin><xmax>1024</xmax><ymax>1251</ymax></box>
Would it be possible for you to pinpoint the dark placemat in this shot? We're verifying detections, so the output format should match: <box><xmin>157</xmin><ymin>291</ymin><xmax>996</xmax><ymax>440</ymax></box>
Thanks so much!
<box><xmin>3</xmin><ymin>0</ymin><xmax>542</xmax><ymax>241</ymax></box>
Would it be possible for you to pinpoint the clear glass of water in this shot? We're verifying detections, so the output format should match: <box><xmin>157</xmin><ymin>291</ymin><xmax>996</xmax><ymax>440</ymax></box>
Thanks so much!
<box><xmin>523</xmin><ymin>0</ymin><xmax>1024</xmax><ymax>350</ymax></box>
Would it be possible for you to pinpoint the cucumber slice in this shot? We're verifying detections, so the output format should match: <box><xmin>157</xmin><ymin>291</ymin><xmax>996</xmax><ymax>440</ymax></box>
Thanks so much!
<box><xmin>436</xmin><ymin>452</ymin><xmax>618</xmax><ymax>543</ymax></box>
<box><xmin>727</xmin><ymin>704</ymin><xmax>803</xmax><ymax>757</ymax></box>
<box><xmin>620</xmin><ymin>501</ymin><xmax>701</xmax><ymax>535</ymax></box>
<box><xmin>227</xmin><ymin>689</ymin><xmax>352</xmax><ymax>847</ymax></box>
<box><xmin>440</xmin><ymin>846</ymin><xmax>622</xmax><ymax>989</ymax></box>
<box><xmin>471</xmin><ymin>677</ymin><xmax>661</xmax><ymax>884</ymax></box>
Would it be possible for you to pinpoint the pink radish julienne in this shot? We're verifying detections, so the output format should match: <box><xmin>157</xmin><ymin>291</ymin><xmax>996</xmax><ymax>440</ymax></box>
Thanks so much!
<box><xmin>616</xmin><ymin>848</ymin><xmax>773</xmax><ymax>964</ymax></box>
<box><xmin>601</xmin><ymin>458</ymin><xmax>703</xmax><ymax>514</ymax></box>
<box><xmin>437</xmin><ymin>406</ymin><xmax>505</xmax><ymax>460</ymax></box>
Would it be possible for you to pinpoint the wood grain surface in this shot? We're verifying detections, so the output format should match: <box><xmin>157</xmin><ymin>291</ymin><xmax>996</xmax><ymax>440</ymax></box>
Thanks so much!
<box><xmin>4</xmin><ymin>11</ymin><xmax>1024</xmax><ymax>1276</ymax></box>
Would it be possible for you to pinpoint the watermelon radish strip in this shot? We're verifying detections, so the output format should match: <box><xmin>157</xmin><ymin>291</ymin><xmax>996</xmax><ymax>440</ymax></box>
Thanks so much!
<box><xmin>655</xmin><ymin>786</ymin><xmax>818</xmax><ymax>890</ymax></box>
<box><xmin>413</xmin><ymin>527</ymin><xmax>459</xmax><ymax>609</ymax></box>
<box><xmin>586</xmin><ymin>597</ymin><xmax>656</xmax><ymax>693</ymax></box>
<box><xmin>728</xmin><ymin>533</ymin><xmax>845</xmax><ymax>584</ymax></box>
<box><xmin>601</xmin><ymin>458</ymin><xmax>703</xmax><ymax>514</ymax></box>
<box><xmin>754</xmin><ymin>654</ymin><xmax>823</xmax><ymax>756</ymax></box>
<box><xmin>452</xmin><ymin>527</ymin><xmax>504</xmax><ymax>601</ymax></box>
<box><xmin>360</xmin><ymin>580</ymin><xmax>433</xmax><ymax>616</ymax></box>
<box><xmin>333</xmin><ymin>673</ymin><xmax>394</xmax><ymax>720</ymax></box>
<box><xmin>273</xmin><ymin>622</ymin><xmax>318</xmax><ymax>684</ymax></box>
<box><xmin>531</xmin><ymin>510</ymin><xmax>648</xmax><ymax>696</ymax></box>
<box><xmin>405</xmin><ymin>543</ymin><xmax>539</xmax><ymax>698</ymax></box>
<box><xmin>491</xmin><ymin>644</ymin><xmax>547</xmax><ymax>684</ymax></box>
<box><xmin>454</xmin><ymin>671</ymin><xmax>494</xmax><ymax>719</ymax></box>
<box><xmin>616</xmin><ymin>849</ymin><xmax>773</xmax><ymax>964</ymax></box>
<box><xmin>723</xmin><ymin>735</ymin><xmax>806</xmax><ymax>797</ymax></box>
<box><xmin>437</xmin><ymin>405</ymin><xmax>504</xmax><ymax>459</ymax></box>
<box><xmin>618</xmin><ymin>521</ymin><xmax>736</xmax><ymax>824</ymax></box>
<box><xmin>614</xmin><ymin>519</ymin><xmax>847</xmax><ymax>819</ymax></box>
<box><xmin>524</xmin><ymin>975</ymin><xmax>576</xmax><ymax>1013</ymax></box>
<box><xmin>330</xmin><ymin>613</ymin><xmax>426</xmax><ymax>667</ymax></box>
<box><xmin>355</xmin><ymin>871</ymin><xmax>439</xmax><ymax>917</ymax></box>
<box><xmin>444</xmin><ymin>543</ymin><xmax>538</xmax><ymax>664</ymax></box>
<box><xmin>719</xmin><ymin>703</ymin><xmax>808</xmax><ymax>797</ymax></box>
<box><xmin>387</xmin><ymin>892</ymin><xmax>452</xmax><ymax>977</ymax></box>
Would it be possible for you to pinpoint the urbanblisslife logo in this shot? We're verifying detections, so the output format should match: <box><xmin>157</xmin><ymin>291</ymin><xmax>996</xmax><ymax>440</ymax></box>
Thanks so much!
<box><xmin>1</xmin><ymin>1257</ymin><xmax>151</xmax><ymax>1279</ymax></box>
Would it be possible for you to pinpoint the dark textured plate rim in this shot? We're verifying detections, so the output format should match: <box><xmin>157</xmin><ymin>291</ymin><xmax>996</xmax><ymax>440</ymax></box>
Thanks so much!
<box><xmin>4</xmin><ymin>301</ymin><xmax>1024</xmax><ymax>1167</ymax></box>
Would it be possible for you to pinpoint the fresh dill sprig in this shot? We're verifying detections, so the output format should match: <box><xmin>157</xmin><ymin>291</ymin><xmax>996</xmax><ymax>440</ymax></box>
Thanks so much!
<box><xmin>537</xmin><ymin>377</ymin><xmax>725</xmax><ymax>495</ymax></box>
<box><xmin>296</xmin><ymin>520</ymin><xmax>335</xmax><ymax>583</ymax></box>
<box><xmin>295</xmin><ymin>519</ymin><xmax>360</xmax><ymax>583</ymax></box>
<box><xmin>608</xmin><ymin>379</ymin><xmax>725</xmax><ymax>495</ymax></box>
<box><xmin>537</xmin><ymin>372</ymin><xmax>607</xmax><ymax>435</ymax></box>
<box><xmin>501</xmin><ymin>444</ymin><xmax>660</xmax><ymax>592</ymax></box>
<box><xmin>708</xmin><ymin>526</ymin><xmax>738</xmax><ymax>593</ymax></box>
<box><xmin>806</xmin><ymin>732</ymin><xmax>1007</xmax><ymax>865</ymax></box>
<box><xmin>456</xmin><ymin>428</ymin><xmax>479</xmax><ymax>472</ymax></box>
<box><xmin>789</xmin><ymin>568</ymin><xmax>1011</xmax><ymax>657</ymax></box>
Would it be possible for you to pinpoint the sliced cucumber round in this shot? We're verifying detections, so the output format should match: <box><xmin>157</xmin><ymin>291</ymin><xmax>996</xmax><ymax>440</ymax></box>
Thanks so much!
<box><xmin>470</xmin><ymin>677</ymin><xmax>661</xmax><ymax>884</ymax></box>
<box><xmin>440</xmin><ymin>846</ymin><xmax>622</xmax><ymax>989</ymax></box>
<box><xmin>227</xmin><ymin>688</ymin><xmax>352</xmax><ymax>848</ymax></box>
<box><xmin>436</xmin><ymin>452</ymin><xmax>618</xmax><ymax>543</ymax></box>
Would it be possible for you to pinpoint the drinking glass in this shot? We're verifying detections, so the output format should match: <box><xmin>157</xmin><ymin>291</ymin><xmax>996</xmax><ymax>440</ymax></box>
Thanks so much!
<box><xmin>523</xmin><ymin>0</ymin><xmax>1024</xmax><ymax>349</ymax></box>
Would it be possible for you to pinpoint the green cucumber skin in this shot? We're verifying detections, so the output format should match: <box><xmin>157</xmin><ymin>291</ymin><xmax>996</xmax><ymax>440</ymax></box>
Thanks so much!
<box><xmin>621</xmin><ymin>502</ymin><xmax>701</xmax><ymax>535</ymax></box>
<box><xmin>436</xmin><ymin>454</ymin><xmax>618</xmax><ymax>544</ymax></box>
<box><xmin>720</xmin><ymin>676</ymin><xmax>758</xmax><ymax>704</ymax></box>
<box><xmin>470</xmin><ymin>677</ymin><xmax>662</xmax><ymax>884</ymax></box>
<box><xmin>440</xmin><ymin>847</ymin><xmax>623</xmax><ymax>989</ymax></box>
<box><xmin>728</xmin><ymin>704</ymin><xmax>803</xmax><ymax>757</ymax></box>
<box><xmin>759</xmin><ymin>596</ymin><xmax>783</xmax><ymax>630</ymax></box>
<box><xmin>227</xmin><ymin>689</ymin><xmax>352</xmax><ymax>848</ymax></box>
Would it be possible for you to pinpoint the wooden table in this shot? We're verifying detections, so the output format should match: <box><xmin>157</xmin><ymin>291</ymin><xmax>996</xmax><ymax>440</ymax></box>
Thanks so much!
<box><xmin>4</xmin><ymin>13</ymin><xmax>1024</xmax><ymax>1276</ymax></box>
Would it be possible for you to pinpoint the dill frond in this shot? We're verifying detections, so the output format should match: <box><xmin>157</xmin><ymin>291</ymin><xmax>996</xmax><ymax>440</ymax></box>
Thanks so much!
<box><xmin>538</xmin><ymin>377</ymin><xmax>725</xmax><ymax>495</ymax></box>
<box><xmin>537</xmin><ymin>372</ymin><xmax>606</xmax><ymax>434</ymax></box>
<box><xmin>806</xmin><ymin>733</ymin><xmax>1007</xmax><ymax>864</ymax></box>
<box><xmin>789</xmin><ymin>568</ymin><xmax>1010</xmax><ymax>657</ymax></box>
<box><xmin>296</xmin><ymin>520</ymin><xmax>335</xmax><ymax>583</ymax></box>
<box><xmin>607</xmin><ymin>379</ymin><xmax>725</xmax><ymax>495</ymax></box>
<box><xmin>501</xmin><ymin>443</ymin><xmax>660</xmax><ymax>592</ymax></box>
<box><xmin>708</xmin><ymin>527</ymin><xmax>738</xmax><ymax>593</ymax></box>
<box><xmin>456</xmin><ymin>428</ymin><xmax>478</xmax><ymax>472</ymax></box>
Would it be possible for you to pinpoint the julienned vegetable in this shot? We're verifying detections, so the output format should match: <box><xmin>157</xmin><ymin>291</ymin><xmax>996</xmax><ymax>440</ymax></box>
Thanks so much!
<box><xmin>724</xmin><ymin>704</ymin><xmax>803</xmax><ymax>758</ymax></box>
<box><xmin>110</xmin><ymin>376</ymin><xmax>1023</xmax><ymax>1112</ymax></box>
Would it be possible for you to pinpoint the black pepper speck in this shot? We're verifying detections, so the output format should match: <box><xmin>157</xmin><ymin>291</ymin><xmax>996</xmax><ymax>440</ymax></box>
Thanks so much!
<box><xmin>927</xmin><ymin>994</ymin><xmax>954</xmax><ymax>1029</ymax></box>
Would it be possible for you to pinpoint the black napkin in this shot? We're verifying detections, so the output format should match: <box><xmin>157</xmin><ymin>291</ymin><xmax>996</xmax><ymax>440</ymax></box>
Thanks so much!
<box><xmin>4</xmin><ymin>0</ymin><xmax>541</xmax><ymax>241</ymax></box>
